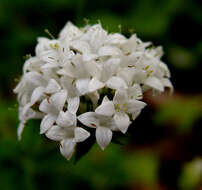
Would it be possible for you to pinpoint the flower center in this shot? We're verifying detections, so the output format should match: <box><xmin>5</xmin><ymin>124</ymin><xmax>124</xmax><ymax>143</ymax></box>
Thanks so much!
<box><xmin>115</xmin><ymin>103</ymin><xmax>128</xmax><ymax>112</ymax></box>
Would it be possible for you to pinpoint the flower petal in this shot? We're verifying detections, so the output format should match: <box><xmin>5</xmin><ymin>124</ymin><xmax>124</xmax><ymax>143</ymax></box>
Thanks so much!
<box><xmin>89</xmin><ymin>77</ymin><xmax>104</xmax><ymax>92</ymax></box>
<box><xmin>45</xmin><ymin>125</ymin><xmax>66</xmax><ymax>141</ymax></box>
<box><xmin>60</xmin><ymin>76</ymin><xmax>78</xmax><ymax>97</ymax></box>
<box><xmin>84</xmin><ymin>60</ymin><xmax>101</xmax><ymax>78</ymax></box>
<box><xmin>114</xmin><ymin>112</ymin><xmax>131</xmax><ymax>134</ymax></box>
<box><xmin>56</xmin><ymin>111</ymin><xmax>76</xmax><ymax>128</ymax></box>
<box><xmin>30</xmin><ymin>86</ymin><xmax>45</xmax><ymax>105</ymax></box>
<box><xmin>105</xmin><ymin>33</ymin><xmax>126</xmax><ymax>45</ymax></box>
<box><xmin>106</xmin><ymin>76</ymin><xmax>127</xmax><ymax>90</ymax></box>
<box><xmin>144</xmin><ymin>76</ymin><xmax>164</xmax><ymax>92</ymax></box>
<box><xmin>95</xmin><ymin>101</ymin><xmax>115</xmax><ymax>117</ymax></box>
<box><xmin>101</xmin><ymin>58</ymin><xmax>120</xmax><ymax>81</ymax></box>
<box><xmin>45</xmin><ymin>79</ymin><xmax>61</xmax><ymax>94</ymax></box>
<box><xmin>96</xmin><ymin>127</ymin><xmax>112</xmax><ymax>150</ymax></box>
<box><xmin>25</xmin><ymin>71</ymin><xmax>47</xmax><ymax>86</ymax></box>
<box><xmin>49</xmin><ymin>90</ymin><xmax>67</xmax><ymax>111</ymax></box>
<box><xmin>75</xmin><ymin>78</ymin><xmax>90</xmax><ymax>95</ymax></box>
<box><xmin>84</xmin><ymin>24</ymin><xmax>107</xmax><ymax>50</ymax></box>
<box><xmin>17</xmin><ymin>122</ymin><xmax>25</xmax><ymax>140</ymax></box>
<box><xmin>113</xmin><ymin>90</ymin><xmax>127</xmax><ymax>105</ymax></box>
<box><xmin>74</xmin><ymin>127</ymin><xmax>90</xmax><ymax>142</ymax></box>
<box><xmin>59</xmin><ymin>22</ymin><xmax>83</xmax><ymax>41</ymax></box>
<box><xmin>40</xmin><ymin>114</ymin><xmax>56</xmax><ymax>134</ymax></box>
<box><xmin>39</xmin><ymin>99</ymin><xmax>53</xmax><ymax>114</ymax></box>
<box><xmin>126</xmin><ymin>100</ymin><xmax>146</xmax><ymax>114</ymax></box>
<box><xmin>60</xmin><ymin>139</ymin><xmax>76</xmax><ymax>160</ymax></box>
<box><xmin>78</xmin><ymin>112</ymin><xmax>99</xmax><ymax>128</ymax></box>
<box><xmin>161</xmin><ymin>78</ymin><xmax>173</xmax><ymax>94</ymax></box>
<box><xmin>68</xmin><ymin>97</ymin><xmax>80</xmax><ymax>114</ymax></box>
<box><xmin>87</xmin><ymin>91</ymin><xmax>100</xmax><ymax>108</ymax></box>
<box><xmin>98</xmin><ymin>46</ymin><xmax>121</xmax><ymax>56</ymax></box>
<box><xmin>82</xmin><ymin>54</ymin><xmax>98</xmax><ymax>62</ymax></box>
<box><xmin>132</xmin><ymin>110</ymin><xmax>141</xmax><ymax>120</ymax></box>
<box><xmin>70</xmin><ymin>40</ymin><xmax>91</xmax><ymax>54</ymax></box>
<box><xmin>102</xmin><ymin>96</ymin><xmax>110</xmax><ymax>104</ymax></box>
<box><xmin>128</xmin><ymin>84</ymin><xmax>143</xmax><ymax>100</ymax></box>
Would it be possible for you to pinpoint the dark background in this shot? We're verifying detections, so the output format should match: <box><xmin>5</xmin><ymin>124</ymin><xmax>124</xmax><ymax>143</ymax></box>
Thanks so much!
<box><xmin>0</xmin><ymin>0</ymin><xmax>202</xmax><ymax>189</ymax></box>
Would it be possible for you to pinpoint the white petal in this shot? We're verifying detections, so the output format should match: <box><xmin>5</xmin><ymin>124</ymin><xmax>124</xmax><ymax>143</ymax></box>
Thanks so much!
<box><xmin>13</xmin><ymin>80</ymin><xmax>23</xmax><ymax>94</ymax></box>
<box><xmin>126</xmin><ymin>100</ymin><xmax>146</xmax><ymax>114</ymax></box>
<box><xmin>98</xmin><ymin>46</ymin><xmax>121</xmax><ymax>56</ymax></box>
<box><xmin>45</xmin><ymin>125</ymin><xmax>66</xmax><ymax>141</ymax></box>
<box><xmin>60</xmin><ymin>139</ymin><xmax>76</xmax><ymax>160</ymax></box>
<box><xmin>132</xmin><ymin>110</ymin><xmax>141</xmax><ymax>120</ymax></box>
<box><xmin>98</xmin><ymin>116</ymin><xmax>117</xmax><ymax>130</ymax></box>
<box><xmin>39</xmin><ymin>99</ymin><xmax>53</xmax><ymax>114</ymax></box>
<box><xmin>40</xmin><ymin>114</ymin><xmax>56</xmax><ymax>134</ymax></box>
<box><xmin>102</xmin><ymin>58</ymin><xmax>120</xmax><ymax>80</ymax></box>
<box><xmin>128</xmin><ymin>84</ymin><xmax>143</xmax><ymax>100</ymax></box>
<box><xmin>45</xmin><ymin>79</ymin><xmax>61</xmax><ymax>94</ymax></box>
<box><xmin>22</xmin><ymin>106</ymin><xmax>44</xmax><ymax>120</ymax></box>
<box><xmin>113</xmin><ymin>90</ymin><xmax>127</xmax><ymax>104</ymax></box>
<box><xmin>30</xmin><ymin>86</ymin><xmax>45</xmax><ymax>105</ymax></box>
<box><xmin>102</xmin><ymin>96</ymin><xmax>110</xmax><ymax>104</ymax></box>
<box><xmin>33</xmin><ymin>111</ymin><xmax>44</xmax><ymax>119</ymax></box>
<box><xmin>82</xmin><ymin>54</ymin><xmax>98</xmax><ymax>62</ymax></box>
<box><xmin>74</xmin><ymin>127</ymin><xmax>90</xmax><ymax>142</ymax></box>
<box><xmin>106</xmin><ymin>76</ymin><xmax>127</xmax><ymax>90</ymax></box>
<box><xmin>117</xmin><ymin>67</ymin><xmax>135</xmax><ymax>86</ymax></box>
<box><xmin>96</xmin><ymin>127</ymin><xmax>112</xmax><ymax>150</ymax></box>
<box><xmin>78</xmin><ymin>112</ymin><xmax>99</xmax><ymax>128</ymax></box>
<box><xmin>70</xmin><ymin>40</ymin><xmax>91</xmax><ymax>54</ymax></box>
<box><xmin>23</xmin><ymin>57</ymin><xmax>42</xmax><ymax>73</ymax></box>
<box><xmin>75</xmin><ymin>78</ymin><xmax>90</xmax><ymax>95</ymax></box>
<box><xmin>59</xmin><ymin>22</ymin><xmax>83</xmax><ymax>41</ymax></box>
<box><xmin>25</xmin><ymin>71</ymin><xmax>47</xmax><ymax>86</ymax></box>
<box><xmin>68</xmin><ymin>97</ymin><xmax>80</xmax><ymax>114</ymax></box>
<box><xmin>17</xmin><ymin>122</ymin><xmax>25</xmax><ymax>140</ymax></box>
<box><xmin>105</xmin><ymin>33</ymin><xmax>127</xmax><ymax>45</ymax></box>
<box><xmin>84</xmin><ymin>60</ymin><xmax>100</xmax><ymax>77</ymax></box>
<box><xmin>60</xmin><ymin>76</ymin><xmax>78</xmax><ymax>97</ymax></box>
<box><xmin>161</xmin><ymin>78</ymin><xmax>174</xmax><ymax>94</ymax></box>
<box><xmin>49</xmin><ymin>90</ymin><xmax>67</xmax><ymax>111</ymax></box>
<box><xmin>95</xmin><ymin>101</ymin><xmax>115</xmax><ymax>117</ymax></box>
<box><xmin>144</xmin><ymin>76</ymin><xmax>164</xmax><ymax>92</ymax></box>
<box><xmin>41</xmin><ymin>62</ymin><xmax>58</xmax><ymax>69</ymax></box>
<box><xmin>89</xmin><ymin>77</ymin><xmax>104</xmax><ymax>92</ymax></box>
<box><xmin>114</xmin><ymin>112</ymin><xmax>131</xmax><ymax>134</ymax></box>
<box><xmin>133</xmin><ymin>70</ymin><xmax>147</xmax><ymax>83</ymax></box>
<box><xmin>56</xmin><ymin>111</ymin><xmax>76</xmax><ymax>128</ymax></box>
<box><xmin>159</xmin><ymin>62</ymin><xmax>170</xmax><ymax>78</ymax></box>
<box><xmin>22</xmin><ymin>103</ymin><xmax>32</xmax><ymax>116</ymax></box>
<box><xmin>84</xmin><ymin>24</ymin><xmax>107</xmax><ymax>50</ymax></box>
<box><xmin>87</xmin><ymin>91</ymin><xmax>100</xmax><ymax>108</ymax></box>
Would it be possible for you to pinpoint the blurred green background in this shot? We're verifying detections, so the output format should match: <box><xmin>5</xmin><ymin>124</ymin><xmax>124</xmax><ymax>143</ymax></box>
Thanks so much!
<box><xmin>0</xmin><ymin>0</ymin><xmax>202</xmax><ymax>189</ymax></box>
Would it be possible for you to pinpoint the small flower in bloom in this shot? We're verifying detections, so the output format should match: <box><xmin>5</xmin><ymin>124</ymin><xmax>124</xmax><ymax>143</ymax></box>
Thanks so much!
<box><xmin>14</xmin><ymin>21</ymin><xmax>173</xmax><ymax>160</ymax></box>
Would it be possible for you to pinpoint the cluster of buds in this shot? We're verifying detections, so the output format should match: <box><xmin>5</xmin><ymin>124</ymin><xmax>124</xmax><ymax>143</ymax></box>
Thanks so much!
<box><xmin>14</xmin><ymin>22</ymin><xmax>173</xmax><ymax>160</ymax></box>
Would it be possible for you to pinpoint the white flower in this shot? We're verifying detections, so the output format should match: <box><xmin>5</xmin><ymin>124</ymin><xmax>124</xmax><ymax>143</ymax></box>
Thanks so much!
<box><xmin>78</xmin><ymin>110</ymin><xmax>116</xmax><ymax>150</ymax></box>
<box><xmin>113</xmin><ymin>90</ymin><xmax>146</xmax><ymax>133</ymax></box>
<box><xmin>39</xmin><ymin>90</ymin><xmax>67</xmax><ymax>134</ymax></box>
<box><xmin>46</xmin><ymin>110</ymin><xmax>90</xmax><ymax>160</ymax></box>
<box><xmin>22</xmin><ymin>78</ymin><xmax>61</xmax><ymax>115</ymax></box>
<box><xmin>14</xmin><ymin>21</ymin><xmax>173</xmax><ymax>160</ymax></box>
<box><xmin>88</xmin><ymin>58</ymin><xmax>127</xmax><ymax>92</ymax></box>
<box><xmin>17</xmin><ymin>106</ymin><xmax>44</xmax><ymax>140</ymax></box>
<box><xmin>14</xmin><ymin>71</ymin><xmax>46</xmax><ymax>105</ymax></box>
<box><xmin>59</xmin><ymin>22</ymin><xmax>83</xmax><ymax>42</ymax></box>
<box><xmin>81</xmin><ymin>24</ymin><xmax>107</xmax><ymax>51</ymax></box>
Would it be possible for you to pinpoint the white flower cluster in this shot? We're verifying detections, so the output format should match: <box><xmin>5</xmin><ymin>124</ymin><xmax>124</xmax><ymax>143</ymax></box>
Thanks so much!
<box><xmin>14</xmin><ymin>22</ymin><xmax>173</xmax><ymax>160</ymax></box>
